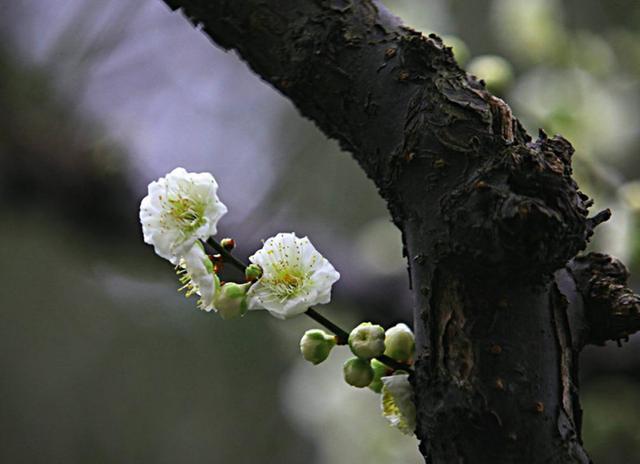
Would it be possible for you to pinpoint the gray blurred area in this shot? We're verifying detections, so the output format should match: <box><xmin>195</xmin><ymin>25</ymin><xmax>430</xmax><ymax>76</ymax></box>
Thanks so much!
<box><xmin>1</xmin><ymin>1</ymin><xmax>640</xmax><ymax>463</ymax></box>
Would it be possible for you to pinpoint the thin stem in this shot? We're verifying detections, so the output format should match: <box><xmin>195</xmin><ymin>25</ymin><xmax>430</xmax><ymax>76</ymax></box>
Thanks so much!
<box><xmin>305</xmin><ymin>307</ymin><xmax>349</xmax><ymax>344</ymax></box>
<box><xmin>375</xmin><ymin>354</ymin><xmax>412</xmax><ymax>373</ymax></box>
<box><xmin>205</xmin><ymin>241</ymin><xmax>346</xmax><ymax>343</ymax></box>
<box><xmin>204</xmin><ymin>238</ymin><xmax>413</xmax><ymax>372</ymax></box>
<box><xmin>206</xmin><ymin>239</ymin><xmax>247</xmax><ymax>273</ymax></box>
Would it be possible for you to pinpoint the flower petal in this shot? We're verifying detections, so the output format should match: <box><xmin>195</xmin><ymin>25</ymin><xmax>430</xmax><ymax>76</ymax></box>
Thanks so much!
<box><xmin>139</xmin><ymin>167</ymin><xmax>228</xmax><ymax>263</ymax></box>
<box><xmin>247</xmin><ymin>232</ymin><xmax>339</xmax><ymax>319</ymax></box>
<box><xmin>381</xmin><ymin>374</ymin><xmax>416</xmax><ymax>435</ymax></box>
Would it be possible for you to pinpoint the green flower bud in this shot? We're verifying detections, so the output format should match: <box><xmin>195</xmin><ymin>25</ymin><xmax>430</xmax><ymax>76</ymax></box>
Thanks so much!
<box><xmin>384</xmin><ymin>323</ymin><xmax>415</xmax><ymax>363</ymax></box>
<box><xmin>466</xmin><ymin>55</ymin><xmax>514</xmax><ymax>94</ymax></box>
<box><xmin>348</xmin><ymin>322</ymin><xmax>386</xmax><ymax>359</ymax></box>
<box><xmin>299</xmin><ymin>329</ymin><xmax>337</xmax><ymax>365</ymax></box>
<box><xmin>215</xmin><ymin>282</ymin><xmax>250</xmax><ymax>320</ymax></box>
<box><xmin>368</xmin><ymin>358</ymin><xmax>390</xmax><ymax>394</ymax></box>
<box><xmin>245</xmin><ymin>263</ymin><xmax>263</xmax><ymax>282</ymax></box>
<box><xmin>343</xmin><ymin>357</ymin><xmax>374</xmax><ymax>388</ymax></box>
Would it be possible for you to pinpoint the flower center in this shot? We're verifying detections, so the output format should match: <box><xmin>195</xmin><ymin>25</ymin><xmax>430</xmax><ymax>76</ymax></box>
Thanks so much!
<box><xmin>167</xmin><ymin>194</ymin><xmax>206</xmax><ymax>234</ymax></box>
<box><xmin>266</xmin><ymin>268</ymin><xmax>310</xmax><ymax>300</ymax></box>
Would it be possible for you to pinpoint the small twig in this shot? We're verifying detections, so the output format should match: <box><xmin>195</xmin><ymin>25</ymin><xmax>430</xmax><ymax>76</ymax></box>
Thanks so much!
<box><xmin>203</xmin><ymin>238</ymin><xmax>413</xmax><ymax>372</ymax></box>
<box><xmin>305</xmin><ymin>307</ymin><xmax>349</xmax><ymax>344</ymax></box>
<box><xmin>375</xmin><ymin>354</ymin><xmax>413</xmax><ymax>372</ymax></box>
<box><xmin>567</xmin><ymin>252</ymin><xmax>640</xmax><ymax>346</ymax></box>
<box><xmin>205</xmin><ymin>239</ymin><xmax>247</xmax><ymax>273</ymax></box>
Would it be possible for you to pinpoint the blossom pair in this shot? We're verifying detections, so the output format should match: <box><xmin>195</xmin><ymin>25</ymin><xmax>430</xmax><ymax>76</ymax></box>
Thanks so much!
<box><xmin>139</xmin><ymin>168</ymin><xmax>414</xmax><ymax>436</ymax></box>
<box><xmin>139</xmin><ymin>167</ymin><xmax>340</xmax><ymax>319</ymax></box>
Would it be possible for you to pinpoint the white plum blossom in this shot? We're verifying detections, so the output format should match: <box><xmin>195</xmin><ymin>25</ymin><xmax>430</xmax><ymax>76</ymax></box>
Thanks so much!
<box><xmin>247</xmin><ymin>232</ymin><xmax>340</xmax><ymax>319</ymax></box>
<box><xmin>381</xmin><ymin>373</ymin><xmax>416</xmax><ymax>435</ymax></box>
<box><xmin>177</xmin><ymin>242</ymin><xmax>219</xmax><ymax>312</ymax></box>
<box><xmin>140</xmin><ymin>167</ymin><xmax>228</xmax><ymax>264</ymax></box>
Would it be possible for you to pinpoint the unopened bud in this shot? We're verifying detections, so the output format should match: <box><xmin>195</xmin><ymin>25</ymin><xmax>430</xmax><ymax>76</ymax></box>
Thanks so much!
<box><xmin>343</xmin><ymin>357</ymin><xmax>374</xmax><ymax>388</ymax></box>
<box><xmin>384</xmin><ymin>323</ymin><xmax>415</xmax><ymax>363</ymax></box>
<box><xmin>245</xmin><ymin>263</ymin><xmax>263</xmax><ymax>282</ymax></box>
<box><xmin>299</xmin><ymin>329</ymin><xmax>336</xmax><ymax>365</ymax></box>
<box><xmin>349</xmin><ymin>322</ymin><xmax>386</xmax><ymax>359</ymax></box>
<box><xmin>369</xmin><ymin>359</ymin><xmax>390</xmax><ymax>393</ymax></box>
<box><xmin>214</xmin><ymin>282</ymin><xmax>250</xmax><ymax>320</ymax></box>
<box><xmin>220</xmin><ymin>238</ymin><xmax>236</xmax><ymax>251</ymax></box>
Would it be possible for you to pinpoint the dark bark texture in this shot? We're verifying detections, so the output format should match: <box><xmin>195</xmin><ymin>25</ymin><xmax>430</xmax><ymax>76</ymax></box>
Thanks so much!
<box><xmin>159</xmin><ymin>1</ymin><xmax>640</xmax><ymax>462</ymax></box>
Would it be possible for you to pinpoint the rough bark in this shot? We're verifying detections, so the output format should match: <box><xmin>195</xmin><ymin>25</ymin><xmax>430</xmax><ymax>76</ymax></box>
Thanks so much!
<box><xmin>159</xmin><ymin>1</ymin><xmax>640</xmax><ymax>462</ymax></box>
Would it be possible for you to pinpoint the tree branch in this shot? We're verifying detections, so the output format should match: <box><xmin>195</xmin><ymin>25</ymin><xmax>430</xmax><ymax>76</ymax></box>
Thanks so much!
<box><xmin>567</xmin><ymin>252</ymin><xmax>640</xmax><ymax>346</ymax></box>
<box><xmin>158</xmin><ymin>1</ymin><xmax>631</xmax><ymax>462</ymax></box>
<box><xmin>163</xmin><ymin>0</ymin><xmax>408</xmax><ymax>183</ymax></box>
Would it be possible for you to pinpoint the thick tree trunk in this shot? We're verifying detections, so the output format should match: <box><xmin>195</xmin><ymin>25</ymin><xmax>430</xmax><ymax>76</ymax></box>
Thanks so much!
<box><xmin>159</xmin><ymin>1</ymin><xmax>640</xmax><ymax>462</ymax></box>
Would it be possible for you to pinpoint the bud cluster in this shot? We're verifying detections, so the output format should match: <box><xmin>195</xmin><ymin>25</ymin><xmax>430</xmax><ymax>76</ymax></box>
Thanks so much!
<box><xmin>298</xmin><ymin>321</ymin><xmax>417</xmax><ymax>435</ymax></box>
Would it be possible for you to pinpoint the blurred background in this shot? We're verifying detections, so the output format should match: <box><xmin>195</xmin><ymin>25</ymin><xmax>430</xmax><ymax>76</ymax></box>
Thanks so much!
<box><xmin>1</xmin><ymin>0</ymin><xmax>639</xmax><ymax>462</ymax></box>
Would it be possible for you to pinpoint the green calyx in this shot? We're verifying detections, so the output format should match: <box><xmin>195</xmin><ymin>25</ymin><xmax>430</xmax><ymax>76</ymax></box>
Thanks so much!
<box><xmin>245</xmin><ymin>263</ymin><xmax>263</xmax><ymax>282</ymax></box>
<box><xmin>203</xmin><ymin>254</ymin><xmax>215</xmax><ymax>274</ymax></box>
<box><xmin>215</xmin><ymin>282</ymin><xmax>250</xmax><ymax>320</ymax></box>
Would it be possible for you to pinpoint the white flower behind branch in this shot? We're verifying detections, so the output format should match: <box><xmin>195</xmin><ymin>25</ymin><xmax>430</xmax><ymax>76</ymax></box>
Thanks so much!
<box><xmin>381</xmin><ymin>374</ymin><xmax>416</xmax><ymax>435</ymax></box>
